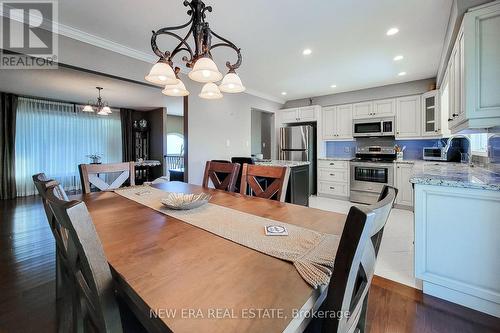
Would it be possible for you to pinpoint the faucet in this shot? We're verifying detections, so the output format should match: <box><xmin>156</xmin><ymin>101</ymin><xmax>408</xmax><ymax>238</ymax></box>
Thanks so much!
<box><xmin>445</xmin><ymin>134</ymin><xmax>472</xmax><ymax>165</ymax></box>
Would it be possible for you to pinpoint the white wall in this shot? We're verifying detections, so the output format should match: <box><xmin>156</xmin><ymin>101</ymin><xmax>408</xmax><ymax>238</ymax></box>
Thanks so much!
<box><xmin>186</xmin><ymin>80</ymin><xmax>282</xmax><ymax>185</ymax></box>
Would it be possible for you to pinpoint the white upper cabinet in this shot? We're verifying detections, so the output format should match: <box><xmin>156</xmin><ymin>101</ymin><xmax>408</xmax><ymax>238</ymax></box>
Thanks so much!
<box><xmin>280</xmin><ymin>108</ymin><xmax>299</xmax><ymax>123</ymax></box>
<box><xmin>352</xmin><ymin>102</ymin><xmax>373</xmax><ymax>119</ymax></box>
<box><xmin>298</xmin><ymin>106</ymin><xmax>317</xmax><ymax>122</ymax></box>
<box><xmin>278</xmin><ymin>106</ymin><xmax>319</xmax><ymax>124</ymax></box>
<box><xmin>396</xmin><ymin>95</ymin><xmax>421</xmax><ymax>138</ymax></box>
<box><xmin>421</xmin><ymin>90</ymin><xmax>441</xmax><ymax>136</ymax></box>
<box><xmin>373</xmin><ymin>99</ymin><xmax>396</xmax><ymax>117</ymax></box>
<box><xmin>446</xmin><ymin>2</ymin><xmax>500</xmax><ymax>131</ymax></box>
<box><xmin>322</xmin><ymin>104</ymin><xmax>353</xmax><ymax>140</ymax></box>
<box><xmin>336</xmin><ymin>104</ymin><xmax>353</xmax><ymax>139</ymax></box>
<box><xmin>322</xmin><ymin>106</ymin><xmax>337</xmax><ymax>140</ymax></box>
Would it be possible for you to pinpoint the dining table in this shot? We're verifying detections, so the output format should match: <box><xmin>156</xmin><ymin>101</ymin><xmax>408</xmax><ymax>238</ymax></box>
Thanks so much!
<box><xmin>74</xmin><ymin>181</ymin><xmax>347</xmax><ymax>333</ymax></box>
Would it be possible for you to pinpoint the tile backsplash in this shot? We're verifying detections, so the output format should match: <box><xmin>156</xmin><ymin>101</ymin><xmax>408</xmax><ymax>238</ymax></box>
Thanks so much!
<box><xmin>325</xmin><ymin>139</ymin><xmax>447</xmax><ymax>160</ymax></box>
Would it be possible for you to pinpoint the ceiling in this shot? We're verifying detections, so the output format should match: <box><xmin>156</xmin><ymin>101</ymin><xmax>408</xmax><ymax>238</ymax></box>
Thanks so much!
<box><xmin>0</xmin><ymin>67</ymin><xmax>184</xmax><ymax>115</ymax></box>
<box><xmin>54</xmin><ymin>0</ymin><xmax>453</xmax><ymax>101</ymax></box>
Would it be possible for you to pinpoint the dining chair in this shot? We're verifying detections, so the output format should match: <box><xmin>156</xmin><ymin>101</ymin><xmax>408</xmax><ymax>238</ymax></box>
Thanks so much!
<box><xmin>79</xmin><ymin>162</ymin><xmax>135</xmax><ymax>194</ymax></box>
<box><xmin>45</xmin><ymin>185</ymin><xmax>142</xmax><ymax>333</ymax></box>
<box><xmin>314</xmin><ymin>186</ymin><xmax>398</xmax><ymax>333</ymax></box>
<box><xmin>239</xmin><ymin>164</ymin><xmax>290</xmax><ymax>202</ymax></box>
<box><xmin>32</xmin><ymin>173</ymin><xmax>73</xmax><ymax>333</ymax></box>
<box><xmin>230</xmin><ymin>157</ymin><xmax>254</xmax><ymax>193</ymax></box>
<box><xmin>202</xmin><ymin>160</ymin><xmax>241</xmax><ymax>192</ymax></box>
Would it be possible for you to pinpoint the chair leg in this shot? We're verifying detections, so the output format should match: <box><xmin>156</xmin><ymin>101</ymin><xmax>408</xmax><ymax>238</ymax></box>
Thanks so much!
<box><xmin>356</xmin><ymin>295</ymin><xmax>369</xmax><ymax>333</ymax></box>
<box><xmin>56</xmin><ymin>271</ymin><xmax>74</xmax><ymax>333</ymax></box>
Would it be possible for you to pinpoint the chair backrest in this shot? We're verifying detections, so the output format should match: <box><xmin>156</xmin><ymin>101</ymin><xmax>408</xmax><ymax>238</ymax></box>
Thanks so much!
<box><xmin>239</xmin><ymin>164</ymin><xmax>290</xmax><ymax>202</ymax></box>
<box><xmin>79</xmin><ymin>162</ymin><xmax>135</xmax><ymax>194</ymax></box>
<box><xmin>32</xmin><ymin>173</ymin><xmax>70</xmax><ymax>257</ymax></box>
<box><xmin>321</xmin><ymin>186</ymin><xmax>397</xmax><ymax>333</ymax></box>
<box><xmin>202</xmin><ymin>161</ymin><xmax>240</xmax><ymax>192</ymax></box>
<box><xmin>45</xmin><ymin>185</ymin><xmax>123</xmax><ymax>333</ymax></box>
<box><xmin>230</xmin><ymin>157</ymin><xmax>254</xmax><ymax>193</ymax></box>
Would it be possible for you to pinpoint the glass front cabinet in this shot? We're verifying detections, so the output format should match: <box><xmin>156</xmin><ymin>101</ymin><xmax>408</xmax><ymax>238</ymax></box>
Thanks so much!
<box><xmin>421</xmin><ymin>90</ymin><xmax>441</xmax><ymax>137</ymax></box>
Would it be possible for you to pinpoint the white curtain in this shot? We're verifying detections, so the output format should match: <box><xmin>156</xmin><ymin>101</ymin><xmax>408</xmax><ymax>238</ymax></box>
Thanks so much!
<box><xmin>15</xmin><ymin>97</ymin><xmax>122</xmax><ymax>196</ymax></box>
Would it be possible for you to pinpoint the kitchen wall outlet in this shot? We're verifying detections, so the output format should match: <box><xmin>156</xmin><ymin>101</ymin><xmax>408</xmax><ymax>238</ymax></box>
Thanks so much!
<box><xmin>226</xmin><ymin>139</ymin><xmax>231</xmax><ymax>147</ymax></box>
<box><xmin>344</xmin><ymin>147</ymin><xmax>351</xmax><ymax>153</ymax></box>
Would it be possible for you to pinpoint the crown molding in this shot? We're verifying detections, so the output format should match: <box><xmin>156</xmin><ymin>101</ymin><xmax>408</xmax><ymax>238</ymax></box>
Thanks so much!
<box><xmin>1</xmin><ymin>7</ymin><xmax>284</xmax><ymax>104</ymax></box>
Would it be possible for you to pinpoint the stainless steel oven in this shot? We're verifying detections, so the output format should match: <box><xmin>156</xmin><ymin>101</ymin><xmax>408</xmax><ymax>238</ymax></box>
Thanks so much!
<box><xmin>353</xmin><ymin>117</ymin><xmax>394</xmax><ymax>138</ymax></box>
<box><xmin>350</xmin><ymin>161</ymin><xmax>394</xmax><ymax>204</ymax></box>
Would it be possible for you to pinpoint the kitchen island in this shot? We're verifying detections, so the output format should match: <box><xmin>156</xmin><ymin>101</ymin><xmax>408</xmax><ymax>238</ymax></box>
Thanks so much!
<box><xmin>410</xmin><ymin>162</ymin><xmax>500</xmax><ymax>317</ymax></box>
<box><xmin>255</xmin><ymin>160</ymin><xmax>311</xmax><ymax>206</ymax></box>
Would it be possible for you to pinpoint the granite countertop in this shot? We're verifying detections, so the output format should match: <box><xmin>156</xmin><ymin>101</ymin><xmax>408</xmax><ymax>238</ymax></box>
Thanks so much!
<box><xmin>255</xmin><ymin>160</ymin><xmax>311</xmax><ymax>167</ymax></box>
<box><xmin>318</xmin><ymin>157</ymin><xmax>353</xmax><ymax>161</ymax></box>
<box><xmin>393</xmin><ymin>160</ymin><xmax>417</xmax><ymax>164</ymax></box>
<box><xmin>410</xmin><ymin>161</ymin><xmax>500</xmax><ymax>191</ymax></box>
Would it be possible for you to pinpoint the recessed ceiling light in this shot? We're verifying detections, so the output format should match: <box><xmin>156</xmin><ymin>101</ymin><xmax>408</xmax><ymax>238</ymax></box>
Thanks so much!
<box><xmin>398</xmin><ymin>71</ymin><xmax>407</xmax><ymax>76</ymax></box>
<box><xmin>302</xmin><ymin>48</ymin><xmax>312</xmax><ymax>56</ymax></box>
<box><xmin>386</xmin><ymin>27</ymin><xmax>399</xmax><ymax>36</ymax></box>
<box><xmin>281</xmin><ymin>92</ymin><xmax>287</xmax><ymax>96</ymax></box>
<box><xmin>393</xmin><ymin>55</ymin><xmax>404</xmax><ymax>61</ymax></box>
<box><xmin>330</xmin><ymin>84</ymin><xmax>337</xmax><ymax>88</ymax></box>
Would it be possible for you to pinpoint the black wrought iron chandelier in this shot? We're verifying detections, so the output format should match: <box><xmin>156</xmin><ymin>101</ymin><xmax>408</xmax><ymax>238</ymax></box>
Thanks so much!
<box><xmin>145</xmin><ymin>0</ymin><xmax>245</xmax><ymax>99</ymax></box>
<box><xmin>83</xmin><ymin>87</ymin><xmax>111</xmax><ymax>115</ymax></box>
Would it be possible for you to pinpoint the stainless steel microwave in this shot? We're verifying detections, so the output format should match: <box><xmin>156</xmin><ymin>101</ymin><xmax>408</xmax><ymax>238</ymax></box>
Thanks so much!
<box><xmin>423</xmin><ymin>147</ymin><xmax>447</xmax><ymax>161</ymax></box>
<box><xmin>353</xmin><ymin>117</ymin><xmax>395</xmax><ymax>138</ymax></box>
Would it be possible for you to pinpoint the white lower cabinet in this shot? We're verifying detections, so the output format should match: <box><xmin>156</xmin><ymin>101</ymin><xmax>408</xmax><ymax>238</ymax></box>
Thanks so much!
<box><xmin>317</xmin><ymin>159</ymin><xmax>349</xmax><ymax>198</ymax></box>
<box><xmin>394</xmin><ymin>163</ymin><xmax>414</xmax><ymax>207</ymax></box>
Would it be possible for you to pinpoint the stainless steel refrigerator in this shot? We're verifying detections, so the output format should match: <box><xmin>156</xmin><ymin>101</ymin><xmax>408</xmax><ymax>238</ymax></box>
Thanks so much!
<box><xmin>279</xmin><ymin>125</ymin><xmax>316</xmax><ymax>195</ymax></box>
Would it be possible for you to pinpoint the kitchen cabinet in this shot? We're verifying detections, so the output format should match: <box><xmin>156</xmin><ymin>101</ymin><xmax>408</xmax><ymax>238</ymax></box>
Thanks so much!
<box><xmin>444</xmin><ymin>2</ymin><xmax>500</xmax><ymax>132</ymax></box>
<box><xmin>352</xmin><ymin>99</ymin><xmax>395</xmax><ymax>119</ymax></box>
<box><xmin>394</xmin><ymin>163</ymin><xmax>414</xmax><ymax>207</ymax></box>
<box><xmin>285</xmin><ymin>164</ymin><xmax>310</xmax><ymax>206</ymax></box>
<box><xmin>278</xmin><ymin>106</ymin><xmax>319</xmax><ymax>124</ymax></box>
<box><xmin>352</xmin><ymin>102</ymin><xmax>372</xmax><ymax>119</ymax></box>
<box><xmin>396</xmin><ymin>95</ymin><xmax>421</xmax><ymax>138</ymax></box>
<box><xmin>373</xmin><ymin>98</ymin><xmax>396</xmax><ymax>117</ymax></box>
<box><xmin>421</xmin><ymin>90</ymin><xmax>442</xmax><ymax>136</ymax></box>
<box><xmin>317</xmin><ymin>159</ymin><xmax>349</xmax><ymax>199</ymax></box>
<box><xmin>322</xmin><ymin>104</ymin><xmax>353</xmax><ymax>140</ymax></box>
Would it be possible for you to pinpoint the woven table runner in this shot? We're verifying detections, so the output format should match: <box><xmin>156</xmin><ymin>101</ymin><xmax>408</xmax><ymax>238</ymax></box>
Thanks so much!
<box><xmin>114</xmin><ymin>186</ymin><xmax>340</xmax><ymax>288</ymax></box>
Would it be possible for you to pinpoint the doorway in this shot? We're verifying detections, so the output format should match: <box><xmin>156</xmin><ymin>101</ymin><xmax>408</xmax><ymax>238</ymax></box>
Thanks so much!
<box><xmin>251</xmin><ymin>108</ymin><xmax>274</xmax><ymax>160</ymax></box>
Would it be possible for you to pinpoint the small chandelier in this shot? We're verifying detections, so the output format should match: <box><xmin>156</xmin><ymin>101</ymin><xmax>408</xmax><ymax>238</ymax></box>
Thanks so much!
<box><xmin>145</xmin><ymin>0</ymin><xmax>245</xmax><ymax>99</ymax></box>
<box><xmin>83</xmin><ymin>87</ymin><xmax>111</xmax><ymax>115</ymax></box>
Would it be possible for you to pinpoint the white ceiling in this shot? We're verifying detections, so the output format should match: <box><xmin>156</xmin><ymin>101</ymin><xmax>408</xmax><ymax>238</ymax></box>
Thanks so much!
<box><xmin>0</xmin><ymin>67</ymin><xmax>184</xmax><ymax>115</ymax></box>
<box><xmin>54</xmin><ymin>0</ymin><xmax>453</xmax><ymax>101</ymax></box>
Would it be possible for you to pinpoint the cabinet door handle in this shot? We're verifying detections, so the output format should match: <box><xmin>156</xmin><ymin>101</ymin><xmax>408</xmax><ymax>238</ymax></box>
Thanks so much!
<box><xmin>452</xmin><ymin>113</ymin><xmax>458</xmax><ymax>117</ymax></box>
<box><xmin>329</xmin><ymin>173</ymin><xmax>335</xmax><ymax>176</ymax></box>
<box><xmin>448</xmin><ymin>118</ymin><xmax>453</xmax><ymax>121</ymax></box>
<box><xmin>396</xmin><ymin>131</ymin><xmax>400</xmax><ymax>134</ymax></box>
<box><xmin>329</xmin><ymin>163</ymin><xmax>335</xmax><ymax>166</ymax></box>
<box><xmin>329</xmin><ymin>186</ymin><xmax>335</xmax><ymax>190</ymax></box>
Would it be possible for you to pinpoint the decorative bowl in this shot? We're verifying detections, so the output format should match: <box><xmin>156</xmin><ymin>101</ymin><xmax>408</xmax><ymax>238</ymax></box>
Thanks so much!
<box><xmin>160</xmin><ymin>192</ymin><xmax>211</xmax><ymax>210</ymax></box>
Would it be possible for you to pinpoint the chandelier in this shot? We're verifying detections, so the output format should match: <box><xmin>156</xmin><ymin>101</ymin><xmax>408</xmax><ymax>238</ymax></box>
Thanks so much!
<box><xmin>145</xmin><ymin>0</ymin><xmax>245</xmax><ymax>99</ymax></box>
<box><xmin>83</xmin><ymin>87</ymin><xmax>111</xmax><ymax>115</ymax></box>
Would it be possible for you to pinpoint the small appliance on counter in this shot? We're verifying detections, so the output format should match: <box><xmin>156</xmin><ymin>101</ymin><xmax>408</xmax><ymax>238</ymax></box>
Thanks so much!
<box><xmin>423</xmin><ymin>135</ymin><xmax>471</xmax><ymax>162</ymax></box>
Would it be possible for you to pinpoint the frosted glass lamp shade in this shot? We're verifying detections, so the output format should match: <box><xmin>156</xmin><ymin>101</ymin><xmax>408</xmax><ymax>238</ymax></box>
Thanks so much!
<box><xmin>219</xmin><ymin>72</ymin><xmax>246</xmax><ymax>93</ymax></box>
<box><xmin>188</xmin><ymin>57</ymin><xmax>223</xmax><ymax>83</ymax></box>
<box><xmin>199</xmin><ymin>82</ymin><xmax>223</xmax><ymax>99</ymax></box>
<box><xmin>145</xmin><ymin>61</ymin><xmax>177</xmax><ymax>85</ymax></box>
<box><xmin>97</xmin><ymin>109</ymin><xmax>109</xmax><ymax>116</ymax></box>
<box><xmin>83</xmin><ymin>105</ymin><xmax>94</xmax><ymax>112</ymax></box>
<box><xmin>162</xmin><ymin>80</ymin><xmax>189</xmax><ymax>97</ymax></box>
<box><xmin>102</xmin><ymin>106</ymin><xmax>112</xmax><ymax>114</ymax></box>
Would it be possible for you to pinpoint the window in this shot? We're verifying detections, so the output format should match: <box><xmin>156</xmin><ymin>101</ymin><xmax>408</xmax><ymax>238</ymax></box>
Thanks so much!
<box><xmin>469</xmin><ymin>133</ymin><xmax>488</xmax><ymax>154</ymax></box>
<box><xmin>15</xmin><ymin>97</ymin><xmax>122</xmax><ymax>196</ymax></box>
<box><xmin>166</xmin><ymin>133</ymin><xmax>184</xmax><ymax>155</ymax></box>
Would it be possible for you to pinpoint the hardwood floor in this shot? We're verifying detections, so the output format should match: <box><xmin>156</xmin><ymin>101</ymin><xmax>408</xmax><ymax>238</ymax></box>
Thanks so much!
<box><xmin>1</xmin><ymin>196</ymin><xmax>499</xmax><ymax>333</ymax></box>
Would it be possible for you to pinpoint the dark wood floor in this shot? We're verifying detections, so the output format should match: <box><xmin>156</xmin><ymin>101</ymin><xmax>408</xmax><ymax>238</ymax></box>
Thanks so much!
<box><xmin>1</xmin><ymin>196</ymin><xmax>499</xmax><ymax>333</ymax></box>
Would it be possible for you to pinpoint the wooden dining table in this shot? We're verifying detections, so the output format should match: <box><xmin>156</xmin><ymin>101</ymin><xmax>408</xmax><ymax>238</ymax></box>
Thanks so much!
<box><xmin>74</xmin><ymin>181</ymin><xmax>347</xmax><ymax>333</ymax></box>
